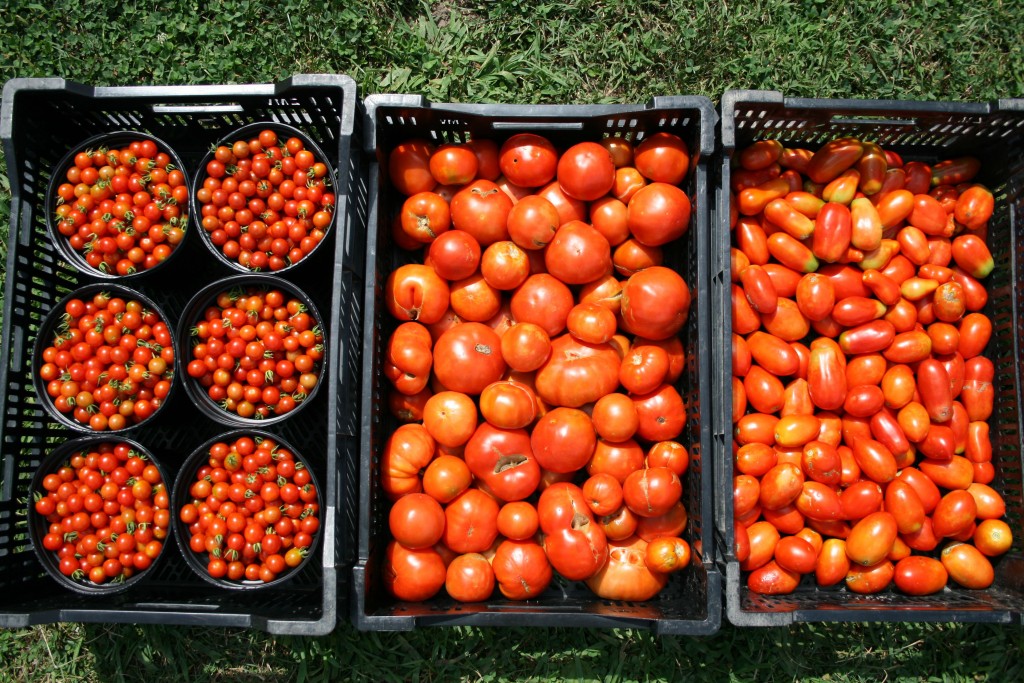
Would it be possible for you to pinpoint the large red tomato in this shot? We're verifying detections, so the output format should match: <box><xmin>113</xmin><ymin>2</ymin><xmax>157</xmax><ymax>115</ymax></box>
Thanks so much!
<box><xmin>585</xmin><ymin>535</ymin><xmax>668</xmax><ymax>601</ymax></box>
<box><xmin>510</xmin><ymin>274</ymin><xmax>574</xmax><ymax>337</ymax></box>
<box><xmin>544</xmin><ymin>221</ymin><xmax>613</xmax><ymax>285</ymax></box>
<box><xmin>535</xmin><ymin>334</ymin><xmax>621</xmax><ymax>408</ymax></box>
<box><xmin>537</xmin><ymin>181</ymin><xmax>588</xmax><ymax>226</ymax></box>
<box><xmin>445</xmin><ymin>553</ymin><xmax>495</xmax><ymax>602</ymax></box>
<box><xmin>557</xmin><ymin>142</ymin><xmax>616</xmax><ymax>201</ymax></box>
<box><xmin>443</xmin><ymin>489</ymin><xmax>500</xmax><ymax>554</ymax></box>
<box><xmin>386</xmin><ymin>264</ymin><xmax>451</xmax><ymax>325</ymax></box>
<box><xmin>433</xmin><ymin>323</ymin><xmax>506</xmax><ymax>395</ymax></box>
<box><xmin>499</xmin><ymin>134</ymin><xmax>558</xmax><ymax>187</ymax></box>
<box><xmin>634</xmin><ymin>132</ymin><xmax>690</xmax><ymax>185</ymax></box>
<box><xmin>506</xmin><ymin>195</ymin><xmax>561</xmax><ymax>250</ymax></box>
<box><xmin>383</xmin><ymin>541</ymin><xmax>446</xmax><ymax>601</ymax></box>
<box><xmin>381</xmin><ymin>423</ymin><xmax>435</xmax><ymax>500</ymax></box>
<box><xmin>492</xmin><ymin>539</ymin><xmax>553</xmax><ymax>599</ymax></box>
<box><xmin>400</xmin><ymin>191</ymin><xmax>450</xmax><ymax>244</ymax></box>
<box><xmin>450</xmin><ymin>180</ymin><xmax>514</xmax><ymax>246</ymax></box>
<box><xmin>627</xmin><ymin>183</ymin><xmax>691</xmax><ymax>246</ymax></box>
<box><xmin>389</xmin><ymin>139</ymin><xmax>436</xmax><ymax>195</ymax></box>
<box><xmin>389</xmin><ymin>493</ymin><xmax>446</xmax><ymax>549</ymax></box>
<box><xmin>632</xmin><ymin>383</ymin><xmax>687</xmax><ymax>442</ymax></box>
<box><xmin>531</xmin><ymin>407</ymin><xmax>597</xmax><ymax>473</ymax></box>
<box><xmin>621</xmin><ymin>266</ymin><xmax>691</xmax><ymax>340</ymax></box>
<box><xmin>429</xmin><ymin>143</ymin><xmax>479</xmax><ymax>186</ymax></box>
<box><xmin>428</xmin><ymin>230</ymin><xmax>481</xmax><ymax>281</ymax></box>
<box><xmin>464</xmin><ymin>422</ymin><xmax>541</xmax><ymax>502</ymax></box>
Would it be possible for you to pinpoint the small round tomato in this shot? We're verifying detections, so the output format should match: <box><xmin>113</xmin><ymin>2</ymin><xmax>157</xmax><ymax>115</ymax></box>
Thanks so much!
<box><xmin>645</xmin><ymin>536</ymin><xmax>691</xmax><ymax>573</ymax></box>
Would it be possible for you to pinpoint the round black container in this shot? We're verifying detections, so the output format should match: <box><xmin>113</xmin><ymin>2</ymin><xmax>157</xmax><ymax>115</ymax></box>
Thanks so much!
<box><xmin>190</xmin><ymin>121</ymin><xmax>339</xmax><ymax>275</ymax></box>
<box><xmin>45</xmin><ymin>130</ymin><xmax>191</xmax><ymax>280</ymax></box>
<box><xmin>176</xmin><ymin>273</ymin><xmax>327</xmax><ymax>428</ymax></box>
<box><xmin>172</xmin><ymin>429</ymin><xmax>324</xmax><ymax>590</ymax></box>
<box><xmin>28</xmin><ymin>435</ymin><xmax>174</xmax><ymax>595</ymax></box>
<box><xmin>32</xmin><ymin>283</ymin><xmax>179</xmax><ymax>435</ymax></box>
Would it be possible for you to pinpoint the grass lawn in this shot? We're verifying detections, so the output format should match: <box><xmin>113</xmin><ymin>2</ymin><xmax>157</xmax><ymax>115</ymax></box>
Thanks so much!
<box><xmin>2</xmin><ymin>0</ymin><xmax>1024</xmax><ymax>680</ymax></box>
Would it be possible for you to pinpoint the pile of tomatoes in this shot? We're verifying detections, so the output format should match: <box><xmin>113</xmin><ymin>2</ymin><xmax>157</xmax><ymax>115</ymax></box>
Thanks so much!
<box><xmin>195</xmin><ymin>128</ymin><xmax>335</xmax><ymax>271</ymax></box>
<box><xmin>184</xmin><ymin>286</ymin><xmax>324</xmax><ymax>421</ymax></box>
<box><xmin>33</xmin><ymin>441</ymin><xmax>170</xmax><ymax>587</ymax></box>
<box><xmin>38</xmin><ymin>290</ymin><xmax>175</xmax><ymax>431</ymax></box>
<box><xmin>380</xmin><ymin>131</ymin><xmax>697</xmax><ymax>603</ymax></box>
<box><xmin>178</xmin><ymin>434</ymin><xmax>320</xmax><ymax>583</ymax></box>
<box><xmin>730</xmin><ymin>136</ymin><xmax>1008</xmax><ymax>595</ymax></box>
<box><xmin>53</xmin><ymin>138</ymin><xmax>188</xmax><ymax>276</ymax></box>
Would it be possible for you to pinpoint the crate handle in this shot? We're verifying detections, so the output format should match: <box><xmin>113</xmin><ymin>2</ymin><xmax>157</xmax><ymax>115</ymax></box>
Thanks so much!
<box><xmin>830</xmin><ymin>115</ymin><xmax>917</xmax><ymax>127</ymax></box>
<box><xmin>491</xmin><ymin>121</ymin><xmax>584</xmax><ymax>131</ymax></box>
<box><xmin>152</xmin><ymin>103</ymin><xmax>245</xmax><ymax>114</ymax></box>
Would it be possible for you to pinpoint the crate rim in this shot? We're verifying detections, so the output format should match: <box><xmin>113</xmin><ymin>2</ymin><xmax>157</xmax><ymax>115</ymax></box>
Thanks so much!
<box><xmin>360</xmin><ymin>93</ymin><xmax>717</xmax><ymax>160</ymax></box>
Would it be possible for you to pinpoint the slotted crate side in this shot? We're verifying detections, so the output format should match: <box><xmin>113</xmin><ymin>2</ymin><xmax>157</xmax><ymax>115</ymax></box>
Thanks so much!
<box><xmin>353</xmin><ymin>95</ymin><xmax>720</xmax><ymax>634</ymax></box>
<box><xmin>0</xmin><ymin>75</ymin><xmax>359</xmax><ymax>634</ymax></box>
<box><xmin>713</xmin><ymin>91</ymin><xmax>1024</xmax><ymax>626</ymax></box>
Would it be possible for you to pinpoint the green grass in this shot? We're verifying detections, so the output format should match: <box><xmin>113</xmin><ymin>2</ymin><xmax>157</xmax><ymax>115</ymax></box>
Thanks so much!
<box><xmin>2</xmin><ymin>0</ymin><xmax>1024</xmax><ymax>681</ymax></box>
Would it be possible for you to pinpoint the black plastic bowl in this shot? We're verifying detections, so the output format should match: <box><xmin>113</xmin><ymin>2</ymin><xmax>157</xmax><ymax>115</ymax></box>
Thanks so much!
<box><xmin>32</xmin><ymin>283</ymin><xmax>179</xmax><ymax>435</ymax></box>
<box><xmin>172</xmin><ymin>429</ymin><xmax>323</xmax><ymax>590</ymax></box>
<box><xmin>45</xmin><ymin>130</ymin><xmax>191</xmax><ymax>280</ymax></box>
<box><xmin>176</xmin><ymin>273</ymin><xmax>327</xmax><ymax>428</ymax></box>
<box><xmin>29</xmin><ymin>436</ymin><xmax>173</xmax><ymax>595</ymax></box>
<box><xmin>190</xmin><ymin>121</ymin><xmax>339</xmax><ymax>275</ymax></box>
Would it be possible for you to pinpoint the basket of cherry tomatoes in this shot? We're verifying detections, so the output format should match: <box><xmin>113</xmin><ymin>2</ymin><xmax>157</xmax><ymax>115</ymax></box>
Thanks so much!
<box><xmin>29</xmin><ymin>437</ymin><xmax>173</xmax><ymax>594</ymax></box>
<box><xmin>47</xmin><ymin>132</ymin><xmax>189</xmax><ymax>278</ymax></box>
<box><xmin>33</xmin><ymin>284</ymin><xmax>177</xmax><ymax>433</ymax></box>
<box><xmin>172</xmin><ymin>430</ymin><xmax>323</xmax><ymax>588</ymax></box>
<box><xmin>178</xmin><ymin>274</ymin><xmax>326</xmax><ymax>427</ymax></box>
<box><xmin>192</xmin><ymin>123</ymin><xmax>337</xmax><ymax>273</ymax></box>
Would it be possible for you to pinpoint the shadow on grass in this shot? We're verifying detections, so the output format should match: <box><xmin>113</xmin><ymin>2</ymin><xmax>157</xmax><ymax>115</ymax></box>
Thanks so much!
<box><xmin>67</xmin><ymin>620</ymin><xmax>1024</xmax><ymax>683</ymax></box>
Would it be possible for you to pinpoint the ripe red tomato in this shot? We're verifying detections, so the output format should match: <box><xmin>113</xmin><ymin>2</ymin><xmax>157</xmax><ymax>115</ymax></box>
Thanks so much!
<box><xmin>534</xmin><ymin>334</ymin><xmax>621</xmax><ymax>408</ymax></box>
<box><xmin>556</xmin><ymin>142</ymin><xmax>616</xmax><ymax>201</ymax></box>
<box><xmin>383</xmin><ymin>541</ymin><xmax>446</xmax><ymax>601</ymax></box>
<box><xmin>450</xmin><ymin>180</ymin><xmax>514</xmax><ymax>246</ymax></box>
<box><xmin>531</xmin><ymin>407</ymin><xmax>597</xmax><ymax>474</ymax></box>
<box><xmin>429</xmin><ymin>143</ymin><xmax>478</xmax><ymax>185</ymax></box>
<box><xmin>427</xmin><ymin>230</ymin><xmax>482</xmax><ymax>281</ymax></box>
<box><xmin>389</xmin><ymin>139</ymin><xmax>436</xmax><ymax>195</ymax></box>
<box><xmin>386</xmin><ymin>264</ymin><xmax>450</xmax><ymax>325</ymax></box>
<box><xmin>388</xmin><ymin>493</ymin><xmax>445</xmax><ymax>549</ymax></box>
<box><xmin>622</xmin><ymin>467</ymin><xmax>682</xmax><ymax>518</ymax></box>
<box><xmin>632</xmin><ymin>384</ymin><xmax>687</xmax><ymax>442</ymax></box>
<box><xmin>432</xmin><ymin>323</ymin><xmax>506</xmax><ymax>395</ymax></box>
<box><xmin>544</xmin><ymin>221</ymin><xmax>613</xmax><ymax>285</ymax></box>
<box><xmin>510</xmin><ymin>274</ymin><xmax>574</xmax><ymax>337</ymax></box>
<box><xmin>445</xmin><ymin>552</ymin><xmax>495</xmax><ymax>602</ymax></box>
<box><xmin>464</xmin><ymin>423</ymin><xmax>541</xmax><ymax>502</ymax></box>
<box><xmin>621</xmin><ymin>266</ymin><xmax>691</xmax><ymax>340</ymax></box>
<box><xmin>496</xmin><ymin>501</ymin><xmax>540</xmax><ymax>540</ymax></box>
<box><xmin>499</xmin><ymin>134</ymin><xmax>558</xmax><ymax>188</ymax></box>
<box><xmin>634</xmin><ymin>132</ymin><xmax>690</xmax><ymax>185</ymax></box>
<box><xmin>443</xmin><ymin>489</ymin><xmax>500</xmax><ymax>554</ymax></box>
<box><xmin>627</xmin><ymin>183</ymin><xmax>692</xmax><ymax>247</ymax></box>
<box><xmin>492</xmin><ymin>539</ymin><xmax>553</xmax><ymax>599</ymax></box>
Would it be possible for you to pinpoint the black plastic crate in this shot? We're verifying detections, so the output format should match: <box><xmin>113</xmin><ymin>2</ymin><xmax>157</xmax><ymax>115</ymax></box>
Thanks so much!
<box><xmin>353</xmin><ymin>94</ymin><xmax>720</xmax><ymax>634</ymax></box>
<box><xmin>713</xmin><ymin>90</ymin><xmax>1024</xmax><ymax>626</ymax></box>
<box><xmin>0</xmin><ymin>75</ymin><xmax>364</xmax><ymax>634</ymax></box>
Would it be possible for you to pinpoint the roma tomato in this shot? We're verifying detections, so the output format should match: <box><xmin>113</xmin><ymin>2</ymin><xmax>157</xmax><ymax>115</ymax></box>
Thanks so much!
<box><xmin>893</xmin><ymin>556</ymin><xmax>948</xmax><ymax>595</ymax></box>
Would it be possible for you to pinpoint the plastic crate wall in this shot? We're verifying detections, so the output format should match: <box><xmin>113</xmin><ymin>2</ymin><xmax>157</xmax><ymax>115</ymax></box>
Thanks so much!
<box><xmin>353</xmin><ymin>95</ymin><xmax>721</xmax><ymax>634</ymax></box>
<box><xmin>712</xmin><ymin>91</ymin><xmax>1024</xmax><ymax>625</ymax></box>
<box><xmin>0</xmin><ymin>75</ymin><xmax>361</xmax><ymax>634</ymax></box>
